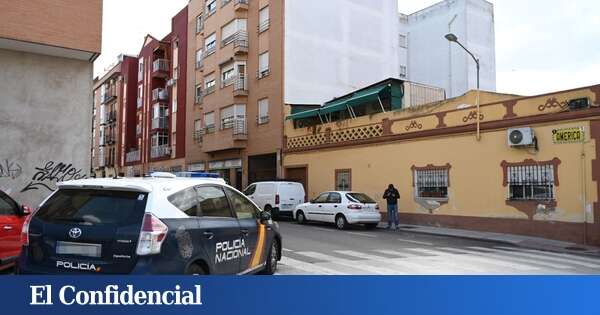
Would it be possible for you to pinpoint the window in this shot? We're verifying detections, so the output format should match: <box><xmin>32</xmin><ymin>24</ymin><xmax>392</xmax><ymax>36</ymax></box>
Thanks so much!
<box><xmin>258</xmin><ymin>52</ymin><xmax>270</xmax><ymax>78</ymax></box>
<box><xmin>196</xmin><ymin>186</ymin><xmax>233</xmax><ymax>218</ymax></box>
<box><xmin>221</xmin><ymin>19</ymin><xmax>246</xmax><ymax>46</ymax></box>
<box><xmin>204</xmin><ymin>112</ymin><xmax>215</xmax><ymax>133</ymax></box>
<box><xmin>196</xmin><ymin>49</ymin><xmax>204</xmax><ymax>69</ymax></box>
<box><xmin>0</xmin><ymin>194</ymin><xmax>17</xmax><ymax>215</ymax></box>
<box><xmin>151</xmin><ymin>133</ymin><xmax>169</xmax><ymax>147</ymax></box>
<box><xmin>168</xmin><ymin>187</ymin><xmax>199</xmax><ymax>216</ymax></box>
<box><xmin>221</xmin><ymin>65</ymin><xmax>235</xmax><ymax>87</ymax></box>
<box><xmin>506</xmin><ymin>164</ymin><xmax>556</xmax><ymax>201</ymax></box>
<box><xmin>258</xmin><ymin>98</ymin><xmax>269</xmax><ymax>124</ymax></box>
<box><xmin>259</xmin><ymin>6</ymin><xmax>270</xmax><ymax>32</ymax></box>
<box><xmin>196</xmin><ymin>14</ymin><xmax>204</xmax><ymax>33</ymax></box>
<box><xmin>243</xmin><ymin>184</ymin><xmax>256</xmax><ymax>196</ymax></box>
<box><xmin>220</xmin><ymin>106</ymin><xmax>234</xmax><ymax>129</ymax></box>
<box><xmin>224</xmin><ymin>187</ymin><xmax>259</xmax><ymax>220</ymax></box>
<box><xmin>205</xmin><ymin>33</ymin><xmax>217</xmax><ymax>55</ymax></box>
<box><xmin>399</xmin><ymin>34</ymin><xmax>407</xmax><ymax>48</ymax></box>
<box><xmin>195</xmin><ymin>84</ymin><xmax>203</xmax><ymax>104</ymax></box>
<box><xmin>413</xmin><ymin>166</ymin><xmax>450</xmax><ymax>199</ymax></box>
<box><xmin>346</xmin><ymin>193</ymin><xmax>376</xmax><ymax>204</ymax></box>
<box><xmin>194</xmin><ymin>119</ymin><xmax>202</xmax><ymax>132</ymax></box>
<box><xmin>327</xmin><ymin>193</ymin><xmax>342</xmax><ymax>204</ymax></box>
<box><xmin>205</xmin><ymin>75</ymin><xmax>216</xmax><ymax>94</ymax></box>
<box><xmin>400</xmin><ymin>65</ymin><xmax>407</xmax><ymax>78</ymax></box>
<box><xmin>313</xmin><ymin>193</ymin><xmax>330</xmax><ymax>203</ymax></box>
<box><xmin>206</xmin><ymin>0</ymin><xmax>217</xmax><ymax>16</ymax></box>
<box><xmin>335</xmin><ymin>169</ymin><xmax>351</xmax><ymax>191</ymax></box>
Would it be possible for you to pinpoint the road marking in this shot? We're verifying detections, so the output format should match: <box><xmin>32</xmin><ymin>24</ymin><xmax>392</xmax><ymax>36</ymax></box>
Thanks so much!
<box><xmin>312</xmin><ymin>227</ymin><xmax>335</xmax><ymax>232</ymax></box>
<box><xmin>373</xmin><ymin>249</ymin><xmax>419</xmax><ymax>258</ymax></box>
<box><xmin>455</xmin><ymin>247</ymin><xmax>573</xmax><ymax>270</ymax></box>
<box><xmin>494</xmin><ymin>247</ymin><xmax>600</xmax><ymax>269</ymax></box>
<box><xmin>418</xmin><ymin>247</ymin><xmax>540</xmax><ymax>271</ymax></box>
<box><xmin>278</xmin><ymin>256</ymin><xmax>344</xmax><ymax>275</ymax></box>
<box><xmin>397</xmin><ymin>238</ymin><xmax>434</xmax><ymax>246</ymax></box>
<box><xmin>347</xmin><ymin>232</ymin><xmax>377</xmax><ymax>238</ymax></box>
<box><xmin>294</xmin><ymin>251</ymin><xmax>402</xmax><ymax>275</ymax></box>
<box><xmin>282</xmin><ymin>248</ymin><xmax>294</xmax><ymax>253</ymax></box>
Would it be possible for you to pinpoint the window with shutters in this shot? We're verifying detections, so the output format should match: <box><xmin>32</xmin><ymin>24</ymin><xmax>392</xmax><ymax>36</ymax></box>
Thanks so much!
<box><xmin>205</xmin><ymin>33</ymin><xmax>217</xmax><ymax>56</ymax></box>
<box><xmin>412</xmin><ymin>164</ymin><xmax>450</xmax><ymax>199</ymax></box>
<box><xmin>204</xmin><ymin>112</ymin><xmax>215</xmax><ymax>133</ymax></box>
<box><xmin>258</xmin><ymin>51</ymin><xmax>270</xmax><ymax>78</ymax></box>
<box><xmin>259</xmin><ymin>6</ymin><xmax>270</xmax><ymax>33</ymax></box>
<box><xmin>258</xmin><ymin>98</ymin><xmax>269</xmax><ymax>124</ymax></box>
<box><xmin>206</xmin><ymin>0</ymin><xmax>217</xmax><ymax>16</ymax></box>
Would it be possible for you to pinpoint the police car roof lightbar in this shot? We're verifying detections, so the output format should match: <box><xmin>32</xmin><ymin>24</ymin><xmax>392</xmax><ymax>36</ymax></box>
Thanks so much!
<box><xmin>175</xmin><ymin>172</ymin><xmax>222</xmax><ymax>179</ymax></box>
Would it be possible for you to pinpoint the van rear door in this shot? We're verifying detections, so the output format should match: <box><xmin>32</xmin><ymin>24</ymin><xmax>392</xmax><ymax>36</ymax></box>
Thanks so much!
<box><xmin>26</xmin><ymin>188</ymin><xmax>147</xmax><ymax>274</ymax></box>
<box><xmin>278</xmin><ymin>183</ymin><xmax>305</xmax><ymax>213</ymax></box>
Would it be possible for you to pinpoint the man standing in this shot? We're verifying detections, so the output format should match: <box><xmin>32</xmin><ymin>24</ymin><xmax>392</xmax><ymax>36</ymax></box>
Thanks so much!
<box><xmin>383</xmin><ymin>184</ymin><xmax>400</xmax><ymax>230</ymax></box>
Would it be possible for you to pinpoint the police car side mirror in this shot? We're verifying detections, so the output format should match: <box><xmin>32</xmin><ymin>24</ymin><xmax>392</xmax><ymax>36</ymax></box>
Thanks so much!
<box><xmin>260</xmin><ymin>211</ymin><xmax>271</xmax><ymax>222</ymax></box>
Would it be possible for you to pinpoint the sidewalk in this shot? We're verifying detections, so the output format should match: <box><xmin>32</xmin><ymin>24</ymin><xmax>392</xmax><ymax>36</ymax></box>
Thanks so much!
<box><xmin>378</xmin><ymin>223</ymin><xmax>600</xmax><ymax>258</ymax></box>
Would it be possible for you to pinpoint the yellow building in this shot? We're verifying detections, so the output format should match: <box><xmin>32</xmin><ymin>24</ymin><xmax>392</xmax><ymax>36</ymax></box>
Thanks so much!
<box><xmin>283</xmin><ymin>78</ymin><xmax>600</xmax><ymax>245</ymax></box>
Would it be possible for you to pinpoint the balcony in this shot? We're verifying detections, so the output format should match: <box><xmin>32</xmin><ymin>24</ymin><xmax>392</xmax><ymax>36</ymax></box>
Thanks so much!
<box><xmin>152</xmin><ymin>117</ymin><xmax>169</xmax><ymax>130</ymax></box>
<box><xmin>107</xmin><ymin>111</ymin><xmax>117</xmax><ymax>124</ymax></box>
<box><xmin>126</xmin><ymin>150</ymin><xmax>140</xmax><ymax>163</ymax></box>
<box><xmin>196</xmin><ymin>58</ymin><xmax>204</xmax><ymax>71</ymax></box>
<box><xmin>152</xmin><ymin>88</ymin><xmax>169</xmax><ymax>102</ymax></box>
<box><xmin>101</xmin><ymin>93</ymin><xmax>117</xmax><ymax>104</ymax></box>
<box><xmin>152</xmin><ymin>59</ymin><xmax>169</xmax><ymax>78</ymax></box>
<box><xmin>202</xmin><ymin>119</ymin><xmax>247</xmax><ymax>153</ymax></box>
<box><xmin>137</xmin><ymin>98</ymin><xmax>143</xmax><ymax>109</ymax></box>
<box><xmin>151</xmin><ymin>145</ymin><xmax>171</xmax><ymax>159</ymax></box>
<box><xmin>233</xmin><ymin>31</ymin><xmax>248</xmax><ymax>54</ymax></box>
<box><xmin>233</xmin><ymin>75</ymin><xmax>248</xmax><ymax>96</ymax></box>
<box><xmin>234</xmin><ymin>0</ymin><xmax>248</xmax><ymax>11</ymax></box>
<box><xmin>193</xmin><ymin>130</ymin><xmax>203</xmax><ymax>145</ymax></box>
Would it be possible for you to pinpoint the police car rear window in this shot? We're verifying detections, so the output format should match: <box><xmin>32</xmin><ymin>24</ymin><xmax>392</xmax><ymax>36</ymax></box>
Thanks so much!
<box><xmin>35</xmin><ymin>189</ymin><xmax>147</xmax><ymax>226</ymax></box>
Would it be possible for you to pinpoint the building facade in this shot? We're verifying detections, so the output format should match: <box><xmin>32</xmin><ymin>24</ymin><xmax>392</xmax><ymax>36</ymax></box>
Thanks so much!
<box><xmin>399</xmin><ymin>0</ymin><xmax>496</xmax><ymax>97</ymax></box>
<box><xmin>121</xmin><ymin>6</ymin><xmax>189</xmax><ymax>176</ymax></box>
<box><xmin>92</xmin><ymin>55</ymin><xmax>138</xmax><ymax>178</ymax></box>
<box><xmin>284</xmin><ymin>81</ymin><xmax>600</xmax><ymax>245</ymax></box>
<box><xmin>0</xmin><ymin>0</ymin><xmax>102</xmax><ymax>206</ymax></box>
<box><xmin>186</xmin><ymin>0</ymin><xmax>401</xmax><ymax>189</ymax></box>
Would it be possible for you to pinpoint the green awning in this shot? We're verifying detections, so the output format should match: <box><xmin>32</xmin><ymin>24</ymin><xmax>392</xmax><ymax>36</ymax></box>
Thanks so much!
<box><xmin>286</xmin><ymin>108</ymin><xmax>321</xmax><ymax>120</ymax></box>
<box><xmin>319</xmin><ymin>85</ymin><xmax>389</xmax><ymax>115</ymax></box>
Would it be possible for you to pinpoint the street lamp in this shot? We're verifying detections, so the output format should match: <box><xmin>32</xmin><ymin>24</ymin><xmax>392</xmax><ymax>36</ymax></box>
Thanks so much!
<box><xmin>445</xmin><ymin>33</ymin><xmax>481</xmax><ymax>140</ymax></box>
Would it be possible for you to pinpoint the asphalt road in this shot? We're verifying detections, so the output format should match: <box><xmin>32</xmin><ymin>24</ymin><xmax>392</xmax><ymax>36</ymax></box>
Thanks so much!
<box><xmin>275</xmin><ymin>221</ymin><xmax>600</xmax><ymax>275</ymax></box>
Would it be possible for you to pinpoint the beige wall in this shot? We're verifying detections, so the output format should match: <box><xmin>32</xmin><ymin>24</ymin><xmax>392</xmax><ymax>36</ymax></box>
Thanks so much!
<box><xmin>0</xmin><ymin>0</ymin><xmax>102</xmax><ymax>54</ymax></box>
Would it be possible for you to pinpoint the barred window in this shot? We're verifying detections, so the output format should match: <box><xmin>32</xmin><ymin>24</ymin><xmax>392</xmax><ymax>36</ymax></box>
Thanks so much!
<box><xmin>507</xmin><ymin>165</ymin><xmax>555</xmax><ymax>201</ymax></box>
<box><xmin>414</xmin><ymin>168</ymin><xmax>449</xmax><ymax>199</ymax></box>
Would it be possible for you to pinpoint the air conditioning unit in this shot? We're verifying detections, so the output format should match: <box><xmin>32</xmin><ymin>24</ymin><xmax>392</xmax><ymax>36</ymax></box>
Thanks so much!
<box><xmin>508</xmin><ymin>127</ymin><xmax>535</xmax><ymax>147</ymax></box>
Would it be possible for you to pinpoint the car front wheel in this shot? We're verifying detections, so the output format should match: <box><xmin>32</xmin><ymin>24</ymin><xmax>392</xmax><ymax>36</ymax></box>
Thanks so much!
<box><xmin>262</xmin><ymin>240</ymin><xmax>279</xmax><ymax>275</ymax></box>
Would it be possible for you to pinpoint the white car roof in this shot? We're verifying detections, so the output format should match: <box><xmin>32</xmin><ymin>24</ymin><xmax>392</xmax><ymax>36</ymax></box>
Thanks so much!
<box><xmin>57</xmin><ymin>177</ymin><xmax>226</xmax><ymax>194</ymax></box>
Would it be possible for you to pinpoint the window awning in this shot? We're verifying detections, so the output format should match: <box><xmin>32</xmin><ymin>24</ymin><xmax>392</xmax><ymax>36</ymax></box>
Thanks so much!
<box><xmin>319</xmin><ymin>85</ymin><xmax>389</xmax><ymax>115</ymax></box>
<box><xmin>286</xmin><ymin>108</ymin><xmax>321</xmax><ymax>120</ymax></box>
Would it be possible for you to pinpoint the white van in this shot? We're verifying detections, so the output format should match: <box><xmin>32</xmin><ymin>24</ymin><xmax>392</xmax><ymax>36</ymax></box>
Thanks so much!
<box><xmin>244</xmin><ymin>182</ymin><xmax>306</xmax><ymax>218</ymax></box>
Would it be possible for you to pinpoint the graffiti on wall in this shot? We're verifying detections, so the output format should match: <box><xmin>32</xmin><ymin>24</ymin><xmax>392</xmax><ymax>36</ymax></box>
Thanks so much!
<box><xmin>21</xmin><ymin>161</ymin><xmax>87</xmax><ymax>193</ymax></box>
<box><xmin>0</xmin><ymin>159</ymin><xmax>23</xmax><ymax>179</ymax></box>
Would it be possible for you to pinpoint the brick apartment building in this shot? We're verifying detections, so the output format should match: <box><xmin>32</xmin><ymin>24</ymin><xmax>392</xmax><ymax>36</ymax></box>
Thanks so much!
<box><xmin>93</xmin><ymin>6</ymin><xmax>189</xmax><ymax>177</ymax></box>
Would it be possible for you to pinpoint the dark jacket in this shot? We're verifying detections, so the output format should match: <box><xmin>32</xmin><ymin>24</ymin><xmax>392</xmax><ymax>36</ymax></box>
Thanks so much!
<box><xmin>383</xmin><ymin>188</ymin><xmax>400</xmax><ymax>205</ymax></box>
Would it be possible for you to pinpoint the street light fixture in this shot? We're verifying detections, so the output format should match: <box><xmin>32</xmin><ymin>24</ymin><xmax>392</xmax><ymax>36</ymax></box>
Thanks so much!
<box><xmin>445</xmin><ymin>33</ymin><xmax>481</xmax><ymax>140</ymax></box>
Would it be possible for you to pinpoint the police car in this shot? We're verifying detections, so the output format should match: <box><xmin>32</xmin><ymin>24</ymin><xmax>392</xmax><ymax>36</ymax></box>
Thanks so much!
<box><xmin>17</xmin><ymin>172</ymin><xmax>282</xmax><ymax>275</ymax></box>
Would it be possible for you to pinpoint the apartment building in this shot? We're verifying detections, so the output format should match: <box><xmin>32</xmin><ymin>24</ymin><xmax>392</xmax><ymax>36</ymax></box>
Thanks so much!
<box><xmin>91</xmin><ymin>55</ymin><xmax>138</xmax><ymax>178</ymax></box>
<box><xmin>398</xmin><ymin>0</ymin><xmax>496</xmax><ymax>97</ymax></box>
<box><xmin>123</xmin><ymin>6</ymin><xmax>189</xmax><ymax>176</ymax></box>
<box><xmin>186</xmin><ymin>0</ymin><xmax>400</xmax><ymax>189</ymax></box>
<box><xmin>0</xmin><ymin>0</ymin><xmax>102</xmax><ymax>206</ymax></box>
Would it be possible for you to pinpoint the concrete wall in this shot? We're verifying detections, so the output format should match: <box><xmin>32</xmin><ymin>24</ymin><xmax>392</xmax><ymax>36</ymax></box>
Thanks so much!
<box><xmin>403</xmin><ymin>0</ymin><xmax>496</xmax><ymax>97</ymax></box>
<box><xmin>284</xmin><ymin>0</ymin><xmax>400</xmax><ymax>104</ymax></box>
<box><xmin>0</xmin><ymin>49</ymin><xmax>93</xmax><ymax>207</ymax></box>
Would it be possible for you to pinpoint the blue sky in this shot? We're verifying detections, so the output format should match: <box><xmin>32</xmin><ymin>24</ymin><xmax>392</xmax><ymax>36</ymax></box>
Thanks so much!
<box><xmin>94</xmin><ymin>0</ymin><xmax>600</xmax><ymax>96</ymax></box>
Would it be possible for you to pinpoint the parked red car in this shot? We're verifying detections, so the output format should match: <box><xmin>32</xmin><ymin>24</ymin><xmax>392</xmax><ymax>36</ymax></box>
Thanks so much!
<box><xmin>0</xmin><ymin>190</ymin><xmax>31</xmax><ymax>272</ymax></box>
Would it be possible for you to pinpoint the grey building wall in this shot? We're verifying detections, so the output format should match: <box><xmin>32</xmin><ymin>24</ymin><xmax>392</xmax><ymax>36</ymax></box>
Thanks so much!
<box><xmin>0</xmin><ymin>48</ymin><xmax>92</xmax><ymax>207</ymax></box>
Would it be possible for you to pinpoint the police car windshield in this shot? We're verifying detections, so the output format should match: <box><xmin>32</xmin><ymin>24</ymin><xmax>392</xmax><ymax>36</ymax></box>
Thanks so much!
<box><xmin>35</xmin><ymin>189</ymin><xmax>147</xmax><ymax>226</ymax></box>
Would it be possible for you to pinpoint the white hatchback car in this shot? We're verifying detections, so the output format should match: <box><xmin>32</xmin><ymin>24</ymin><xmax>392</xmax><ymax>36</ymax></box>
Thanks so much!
<box><xmin>293</xmin><ymin>191</ymin><xmax>382</xmax><ymax>230</ymax></box>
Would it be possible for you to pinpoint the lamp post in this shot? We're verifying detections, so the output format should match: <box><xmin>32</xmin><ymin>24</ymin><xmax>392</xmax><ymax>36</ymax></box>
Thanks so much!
<box><xmin>445</xmin><ymin>33</ymin><xmax>481</xmax><ymax>140</ymax></box>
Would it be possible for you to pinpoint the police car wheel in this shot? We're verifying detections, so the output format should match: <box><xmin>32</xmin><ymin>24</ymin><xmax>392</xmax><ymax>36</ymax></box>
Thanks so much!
<box><xmin>185</xmin><ymin>264</ymin><xmax>206</xmax><ymax>275</ymax></box>
<box><xmin>336</xmin><ymin>215</ymin><xmax>348</xmax><ymax>230</ymax></box>
<box><xmin>263</xmin><ymin>240</ymin><xmax>279</xmax><ymax>275</ymax></box>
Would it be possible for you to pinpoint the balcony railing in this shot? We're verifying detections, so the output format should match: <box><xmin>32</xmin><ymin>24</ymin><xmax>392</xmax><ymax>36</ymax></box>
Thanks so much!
<box><xmin>151</xmin><ymin>145</ymin><xmax>171</xmax><ymax>159</ymax></box>
<box><xmin>221</xmin><ymin>0</ymin><xmax>232</xmax><ymax>7</ymax></box>
<box><xmin>221</xmin><ymin>118</ymin><xmax>247</xmax><ymax>135</ymax></box>
<box><xmin>221</xmin><ymin>76</ymin><xmax>235</xmax><ymax>88</ymax></box>
<box><xmin>126</xmin><ymin>150</ymin><xmax>140</xmax><ymax>163</ymax></box>
<box><xmin>258</xmin><ymin>19</ymin><xmax>270</xmax><ymax>33</ymax></box>
<box><xmin>204</xmin><ymin>45</ymin><xmax>216</xmax><ymax>58</ymax></box>
<box><xmin>196</xmin><ymin>15</ymin><xmax>204</xmax><ymax>33</ymax></box>
<box><xmin>152</xmin><ymin>59</ymin><xmax>169</xmax><ymax>74</ymax></box>
<box><xmin>137</xmin><ymin>98</ymin><xmax>143</xmax><ymax>109</ymax></box>
<box><xmin>234</xmin><ymin>0</ymin><xmax>248</xmax><ymax>10</ymax></box>
<box><xmin>193</xmin><ymin>130</ymin><xmax>203</xmax><ymax>144</ymax></box>
<box><xmin>152</xmin><ymin>88</ymin><xmax>169</xmax><ymax>101</ymax></box>
<box><xmin>101</xmin><ymin>93</ymin><xmax>117</xmax><ymax>104</ymax></box>
<box><xmin>234</xmin><ymin>75</ymin><xmax>248</xmax><ymax>94</ymax></box>
<box><xmin>204</xmin><ymin>124</ymin><xmax>216</xmax><ymax>134</ymax></box>
<box><xmin>152</xmin><ymin>117</ymin><xmax>169</xmax><ymax>130</ymax></box>
<box><xmin>196</xmin><ymin>92</ymin><xmax>204</xmax><ymax>105</ymax></box>
<box><xmin>205</xmin><ymin>84</ymin><xmax>216</xmax><ymax>95</ymax></box>
<box><xmin>233</xmin><ymin>31</ymin><xmax>248</xmax><ymax>53</ymax></box>
<box><xmin>196</xmin><ymin>58</ymin><xmax>204</xmax><ymax>70</ymax></box>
